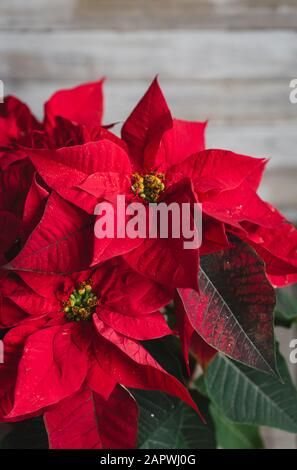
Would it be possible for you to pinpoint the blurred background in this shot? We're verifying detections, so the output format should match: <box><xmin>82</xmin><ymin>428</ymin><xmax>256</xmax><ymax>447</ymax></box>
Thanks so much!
<box><xmin>0</xmin><ymin>0</ymin><xmax>297</xmax><ymax>448</ymax></box>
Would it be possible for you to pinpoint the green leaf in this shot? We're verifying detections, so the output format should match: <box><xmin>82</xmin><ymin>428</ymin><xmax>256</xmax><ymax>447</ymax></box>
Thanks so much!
<box><xmin>0</xmin><ymin>329</ymin><xmax>6</xmax><ymax>341</ymax></box>
<box><xmin>142</xmin><ymin>335</ymin><xmax>189</xmax><ymax>383</ymax></box>
<box><xmin>0</xmin><ymin>417</ymin><xmax>48</xmax><ymax>449</ymax></box>
<box><xmin>205</xmin><ymin>347</ymin><xmax>297</xmax><ymax>433</ymax></box>
<box><xmin>210</xmin><ymin>404</ymin><xmax>264</xmax><ymax>449</ymax></box>
<box><xmin>132</xmin><ymin>389</ymin><xmax>216</xmax><ymax>449</ymax></box>
<box><xmin>164</xmin><ymin>302</ymin><xmax>177</xmax><ymax>330</ymax></box>
<box><xmin>275</xmin><ymin>288</ymin><xmax>297</xmax><ymax>327</ymax></box>
<box><xmin>194</xmin><ymin>371</ymin><xmax>264</xmax><ymax>448</ymax></box>
<box><xmin>194</xmin><ymin>374</ymin><xmax>209</xmax><ymax>398</ymax></box>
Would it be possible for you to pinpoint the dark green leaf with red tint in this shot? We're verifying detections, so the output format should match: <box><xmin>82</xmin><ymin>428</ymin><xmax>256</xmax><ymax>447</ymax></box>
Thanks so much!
<box><xmin>178</xmin><ymin>238</ymin><xmax>277</xmax><ymax>374</ymax></box>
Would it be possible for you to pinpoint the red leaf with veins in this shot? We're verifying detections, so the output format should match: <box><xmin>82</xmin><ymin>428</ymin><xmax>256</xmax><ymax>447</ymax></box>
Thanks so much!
<box><xmin>0</xmin><ymin>96</ymin><xmax>40</xmax><ymax>147</ymax></box>
<box><xmin>94</xmin><ymin>258</ymin><xmax>172</xmax><ymax>316</ymax></box>
<box><xmin>154</xmin><ymin>119</ymin><xmax>207</xmax><ymax>172</ymax></box>
<box><xmin>122</xmin><ymin>77</ymin><xmax>173</xmax><ymax>171</ymax></box>
<box><xmin>44</xmin><ymin>385</ymin><xmax>138</xmax><ymax>449</ymax></box>
<box><xmin>174</xmin><ymin>293</ymin><xmax>217</xmax><ymax>372</ymax></box>
<box><xmin>0</xmin><ymin>297</ymin><xmax>27</xmax><ymax>328</ymax></box>
<box><xmin>86</xmin><ymin>357</ymin><xmax>117</xmax><ymax>401</ymax></box>
<box><xmin>6</xmin><ymin>193</ymin><xmax>94</xmax><ymax>274</ymax></box>
<box><xmin>0</xmin><ymin>317</ymin><xmax>50</xmax><ymax>420</ymax></box>
<box><xmin>21</xmin><ymin>174</ymin><xmax>49</xmax><ymax>239</ymax></box>
<box><xmin>124</xmin><ymin>178</ymin><xmax>199</xmax><ymax>290</ymax></box>
<box><xmin>6</xmin><ymin>286</ymin><xmax>57</xmax><ymax>317</ymax></box>
<box><xmin>241</xmin><ymin>221</ymin><xmax>297</xmax><ymax>285</ymax></box>
<box><xmin>48</xmin><ymin>140</ymin><xmax>131</xmax><ymax>174</ymax></box>
<box><xmin>27</xmin><ymin>140</ymin><xmax>131</xmax><ymax>213</ymax></box>
<box><xmin>6</xmin><ymin>323</ymin><xmax>89</xmax><ymax>418</ymax></box>
<box><xmin>190</xmin><ymin>333</ymin><xmax>217</xmax><ymax>370</ymax></box>
<box><xmin>203</xmin><ymin>181</ymin><xmax>283</xmax><ymax>230</ymax></box>
<box><xmin>0</xmin><ymin>158</ymin><xmax>34</xmax><ymax>217</ymax></box>
<box><xmin>44</xmin><ymin>79</ymin><xmax>104</xmax><ymax>128</ymax></box>
<box><xmin>93</xmin><ymin>317</ymin><xmax>203</xmax><ymax>419</ymax></box>
<box><xmin>178</xmin><ymin>238</ymin><xmax>277</xmax><ymax>374</ymax></box>
<box><xmin>124</xmin><ymin>237</ymin><xmax>199</xmax><ymax>289</ymax></box>
<box><xmin>45</xmin><ymin>387</ymin><xmax>104</xmax><ymax>449</ymax></box>
<box><xmin>0</xmin><ymin>211</ymin><xmax>19</xmax><ymax>263</ymax></box>
<box><xmin>168</xmin><ymin>150</ymin><xmax>267</xmax><ymax>194</ymax></box>
<box><xmin>94</xmin><ymin>386</ymin><xmax>138</xmax><ymax>449</ymax></box>
<box><xmin>92</xmin><ymin>210</ymin><xmax>144</xmax><ymax>267</ymax></box>
<box><xmin>26</xmin><ymin>150</ymin><xmax>96</xmax><ymax>213</ymax></box>
<box><xmin>97</xmin><ymin>308</ymin><xmax>172</xmax><ymax>340</ymax></box>
<box><xmin>77</xmin><ymin>171</ymin><xmax>130</xmax><ymax>202</ymax></box>
<box><xmin>174</xmin><ymin>290</ymin><xmax>195</xmax><ymax>374</ymax></box>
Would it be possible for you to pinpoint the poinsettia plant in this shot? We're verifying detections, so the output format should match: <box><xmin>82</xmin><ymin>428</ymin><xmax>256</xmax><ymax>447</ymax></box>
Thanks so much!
<box><xmin>0</xmin><ymin>78</ymin><xmax>297</xmax><ymax>449</ymax></box>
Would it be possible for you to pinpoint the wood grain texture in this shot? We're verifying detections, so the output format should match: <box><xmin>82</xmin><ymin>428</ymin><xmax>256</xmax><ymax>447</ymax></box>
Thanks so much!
<box><xmin>261</xmin><ymin>169</ymin><xmax>297</xmax><ymax>212</ymax></box>
<box><xmin>4</xmin><ymin>78</ymin><xmax>296</xmax><ymax>123</ymax></box>
<box><xmin>1</xmin><ymin>30</ymin><xmax>297</xmax><ymax>80</ymax></box>
<box><xmin>1</xmin><ymin>0</ymin><xmax>297</xmax><ymax>30</ymax></box>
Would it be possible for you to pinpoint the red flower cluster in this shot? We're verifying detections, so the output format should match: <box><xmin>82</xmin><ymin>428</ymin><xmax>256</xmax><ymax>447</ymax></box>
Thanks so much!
<box><xmin>1</xmin><ymin>78</ymin><xmax>297</xmax><ymax>448</ymax></box>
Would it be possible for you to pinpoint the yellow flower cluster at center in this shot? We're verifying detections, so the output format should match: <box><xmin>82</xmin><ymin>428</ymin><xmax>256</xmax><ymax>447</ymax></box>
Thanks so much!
<box><xmin>131</xmin><ymin>172</ymin><xmax>165</xmax><ymax>202</ymax></box>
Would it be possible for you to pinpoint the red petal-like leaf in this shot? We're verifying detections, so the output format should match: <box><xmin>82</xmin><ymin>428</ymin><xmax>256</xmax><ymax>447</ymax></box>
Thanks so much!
<box><xmin>50</xmin><ymin>140</ymin><xmax>131</xmax><ymax>175</ymax></box>
<box><xmin>94</xmin><ymin>386</ymin><xmax>138</xmax><ymax>449</ymax></box>
<box><xmin>0</xmin><ymin>158</ymin><xmax>34</xmax><ymax>216</ymax></box>
<box><xmin>0</xmin><ymin>317</ymin><xmax>51</xmax><ymax>419</ymax></box>
<box><xmin>7</xmin><ymin>323</ymin><xmax>89</xmax><ymax>418</ymax></box>
<box><xmin>6</xmin><ymin>193</ymin><xmax>94</xmax><ymax>274</ymax></box>
<box><xmin>97</xmin><ymin>308</ymin><xmax>172</xmax><ymax>340</ymax></box>
<box><xmin>0</xmin><ymin>297</ymin><xmax>27</xmax><ymax>328</ymax></box>
<box><xmin>27</xmin><ymin>140</ymin><xmax>131</xmax><ymax>213</ymax></box>
<box><xmin>155</xmin><ymin>119</ymin><xmax>207</xmax><ymax>171</ymax></box>
<box><xmin>122</xmin><ymin>77</ymin><xmax>172</xmax><ymax>171</ymax></box>
<box><xmin>44</xmin><ymin>79</ymin><xmax>104</xmax><ymax>128</ymax></box>
<box><xmin>92</xmin><ymin>231</ymin><xmax>144</xmax><ymax>267</ymax></box>
<box><xmin>93</xmin><ymin>318</ymin><xmax>202</xmax><ymax>417</ymax></box>
<box><xmin>77</xmin><ymin>171</ymin><xmax>130</xmax><ymax>202</ymax></box>
<box><xmin>44</xmin><ymin>385</ymin><xmax>138</xmax><ymax>449</ymax></box>
<box><xmin>124</xmin><ymin>237</ymin><xmax>199</xmax><ymax>290</ymax></box>
<box><xmin>93</xmin><ymin>258</ymin><xmax>172</xmax><ymax>316</ymax></box>
<box><xmin>86</xmin><ymin>357</ymin><xmax>117</xmax><ymax>400</ymax></box>
<box><xmin>167</xmin><ymin>150</ymin><xmax>267</xmax><ymax>194</ymax></box>
<box><xmin>21</xmin><ymin>174</ymin><xmax>49</xmax><ymax>238</ymax></box>
<box><xmin>0</xmin><ymin>96</ymin><xmax>40</xmax><ymax>146</ymax></box>
<box><xmin>200</xmin><ymin>217</ymin><xmax>230</xmax><ymax>256</ymax></box>
<box><xmin>174</xmin><ymin>291</ymin><xmax>194</xmax><ymax>374</ymax></box>
<box><xmin>6</xmin><ymin>287</ymin><xmax>58</xmax><ymax>317</ymax></box>
<box><xmin>124</xmin><ymin>178</ymin><xmax>199</xmax><ymax>289</ymax></box>
<box><xmin>190</xmin><ymin>333</ymin><xmax>217</xmax><ymax>370</ymax></box>
<box><xmin>45</xmin><ymin>387</ymin><xmax>103</xmax><ymax>449</ymax></box>
<box><xmin>0</xmin><ymin>211</ymin><xmax>19</xmax><ymax>262</ymax></box>
<box><xmin>243</xmin><ymin>221</ymin><xmax>297</xmax><ymax>285</ymax></box>
<box><xmin>203</xmin><ymin>182</ymin><xmax>283</xmax><ymax>230</ymax></box>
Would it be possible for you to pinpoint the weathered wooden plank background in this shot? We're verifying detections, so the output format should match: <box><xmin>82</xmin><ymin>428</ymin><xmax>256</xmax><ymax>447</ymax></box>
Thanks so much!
<box><xmin>1</xmin><ymin>0</ymin><xmax>297</xmax><ymax>30</ymax></box>
<box><xmin>1</xmin><ymin>0</ymin><xmax>297</xmax><ymax>449</ymax></box>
